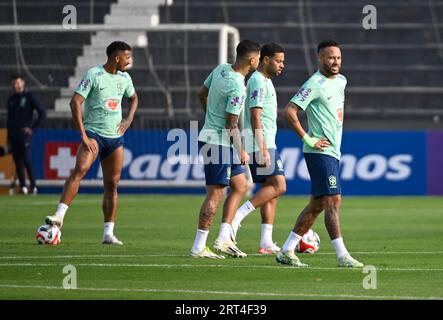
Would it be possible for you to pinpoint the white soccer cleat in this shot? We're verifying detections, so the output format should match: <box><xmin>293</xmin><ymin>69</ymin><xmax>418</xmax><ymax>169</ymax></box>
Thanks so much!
<box><xmin>213</xmin><ymin>239</ymin><xmax>247</xmax><ymax>258</ymax></box>
<box><xmin>102</xmin><ymin>235</ymin><xmax>123</xmax><ymax>245</ymax></box>
<box><xmin>276</xmin><ymin>250</ymin><xmax>308</xmax><ymax>267</ymax></box>
<box><xmin>190</xmin><ymin>246</ymin><xmax>225</xmax><ymax>259</ymax></box>
<box><xmin>258</xmin><ymin>242</ymin><xmax>281</xmax><ymax>255</ymax></box>
<box><xmin>337</xmin><ymin>254</ymin><xmax>364</xmax><ymax>268</ymax></box>
<box><xmin>45</xmin><ymin>215</ymin><xmax>63</xmax><ymax>229</ymax></box>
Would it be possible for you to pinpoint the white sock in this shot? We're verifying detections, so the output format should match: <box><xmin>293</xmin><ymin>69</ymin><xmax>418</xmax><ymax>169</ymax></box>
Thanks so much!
<box><xmin>103</xmin><ymin>222</ymin><xmax>115</xmax><ymax>238</ymax></box>
<box><xmin>231</xmin><ymin>201</ymin><xmax>255</xmax><ymax>235</ymax></box>
<box><xmin>55</xmin><ymin>203</ymin><xmax>69</xmax><ymax>219</ymax></box>
<box><xmin>281</xmin><ymin>231</ymin><xmax>303</xmax><ymax>253</ymax></box>
<box><xmin>260</xmin><ymin>224</ymin><xmax>274</xmax><ymax>248</ymax></box>
<box><xmin>216</xmin><ymin>223</ymin><xmax>232</xmax><ymax>242</ymax></box>
<box><xmin>191</xmin><ymin>229</ymin><xmax>209</xmax><ymax>253</ymax></box>
<box><xmin>331</xmin><ymin>237</ymin><xmax>349</xmax><ymax>259</ymax></box>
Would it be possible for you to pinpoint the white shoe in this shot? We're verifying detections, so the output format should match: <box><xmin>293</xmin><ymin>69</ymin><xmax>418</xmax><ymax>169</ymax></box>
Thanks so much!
<box><xmin>21</xmin><ymin>187</ymin><xmax>28</xmax><ymax>195</ymax></box>
<box><xmin>258</xmin><ymin>242</ymin><xmax>281</xmax><ymax>255</ymax></box>
<box><xmin>102</xmin><ymin>235</ymin><xmax>123</xmax><ymax>245</ymax></box>
<box><xmin>45</xmin><ymin>215</ymin><xmax>63</xmax><ymax>229</ymax></box>
<box><xmin>213</xmin><ymin>239</ymin><xmax>247</xmax><ymax>258</ymax></box>
<box><xmin>338</xmin><ymin>254</ymin><xmax>364</xmax><ymax>268</ymax></box>
<box><xmin>190</xmin><ymin>246</ymin><xmax>225</xmax><ymax>259</ymax></box>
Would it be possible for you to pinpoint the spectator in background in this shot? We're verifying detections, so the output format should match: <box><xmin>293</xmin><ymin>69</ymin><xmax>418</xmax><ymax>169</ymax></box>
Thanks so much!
<box><xmin>6</xmin><ymin>74</ymin><xmax>46</xmax><ymax>195</ymax></box>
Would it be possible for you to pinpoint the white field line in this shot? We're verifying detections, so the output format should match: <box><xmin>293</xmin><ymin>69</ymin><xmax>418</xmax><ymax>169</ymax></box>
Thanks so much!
<box><xmin>0</xmin><ymin>262</ymin><xmax>443</xmax><ymax>272</ymax></box>
<box><xmin>0</xmin><ymin>251</ymin><xmax>442</xmax><ymax>260</ymax></box>
<box><xmin>0</xmin><ymin>284</ymin><xmax>441</xmax><ymax>300</ymax></box>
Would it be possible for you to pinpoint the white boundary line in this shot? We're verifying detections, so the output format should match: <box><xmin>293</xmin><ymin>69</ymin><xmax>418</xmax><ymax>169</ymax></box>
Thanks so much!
<box><xmin>0</xmin><ymin>251</ymin><xmax>442</xmax><ymax>260</ymax></box>
<box><xmin>0</xmin><ymin>262</ymin><xmax>443</xmax><ymax>272</ymax></box>
<box><xmin>0</xmin><ymin>284</ymin><xmax>441</xmax><ymax>300</ymax></box>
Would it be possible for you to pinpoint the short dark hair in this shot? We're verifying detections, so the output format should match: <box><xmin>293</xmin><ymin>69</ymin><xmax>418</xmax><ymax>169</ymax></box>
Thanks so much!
<box><xmin>260</xmin><ymin>43</ymin><xmax>284</xmax><ymax>62</ymax></box>
<box><xmin>317</xmin><ymin>40</ymin><xmax>340</xmax><ymax>53</ymax></box>
<box><xmin>236</xmin><ymin>39</ymin><xmax>261</xmax><ymax>59</ymax></box>
<box><xmin>106</xmin><ymin>41</ymin><xmax>132</xmax><ymax>57</ymax></box>
<box><xmin>11</xmin><ymin>74</ymin><xmax>25</xmax><ymax>81</ymax></box>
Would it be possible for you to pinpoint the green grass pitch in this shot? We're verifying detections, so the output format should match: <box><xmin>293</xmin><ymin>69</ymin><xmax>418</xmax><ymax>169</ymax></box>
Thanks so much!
<box><xmin>0</xmin><ymin>194</ymin><xmax>442</xmax><ymax>300</ymax></box>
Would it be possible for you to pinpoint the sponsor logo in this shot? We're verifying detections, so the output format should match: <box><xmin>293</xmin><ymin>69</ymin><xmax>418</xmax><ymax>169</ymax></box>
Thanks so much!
<box><xmin>105</xmin><ymin>98</ymin><xmax>119</xmax><ymax>111</ymax></box>
<box><xmin>230</xmin><ymin>95</ymin><xmax>245</xmax><ymax>108</ymax></box>
<box><xmin>296</xmin><ymin>87</ymin><xmax>312</xmax><ymax>102</ymax></box>
<box><xmin>337</xmin><ymin>108</ymin><xmax>344</xmax><ymax>122</ymax></box>
<box><xmin>251</xmin><ymin>89</ymin><xmax>258</xmax><ymax>100</ymax></box>
<box><xmin>44</xmin><ymin>142</ymin><xmax>79</xmax><ymax>179</ymax></box>
<box><xmin>78</xmin><ymin>79</ymin><xmax>90</xmax><ymax>91</ymax></box>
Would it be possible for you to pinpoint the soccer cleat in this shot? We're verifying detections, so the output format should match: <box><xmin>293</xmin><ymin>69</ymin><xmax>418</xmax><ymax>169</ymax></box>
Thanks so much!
<box><xmin>20</xmin><ymin>187</ymin><xmax>28</xmax><ymax>195</ymax></box>
<box><xmin>45</xmin><ymin>215</ymin><xmax>64</xmax><ymax>229</ymax></box>
<box><xmin>276</xmin><ymin>250</ymin><xmax>308</xmax><ymax>267</ymax></box>
<box><xmin>258</xmin><ymin>243</ymin><xmax>281</xmax><ymax>255</ymax></box>
<box><xmin>190</xmin><ymin>246</ymin><xmax>226</xmax><ymax>259</ymax></box>
<box><xmin>102</xmin><ymin>235</ymin><xmax>123</xmax><ymax>245</ymax></box>
<box><xmin>337</xmin><ymin>254</ymin><xmax>364</xmax><ymax>268</ymax></box>
<box><xmin>213</xmin><ymin>239</ymin><xmax>247</xmax><ymax>258</ymax></box>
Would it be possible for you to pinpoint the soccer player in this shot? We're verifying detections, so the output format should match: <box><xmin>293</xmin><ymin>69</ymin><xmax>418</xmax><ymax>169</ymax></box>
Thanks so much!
<box><xmin>223</xmin><ymin>43</ymin><xmax>286</xmax><ymax>254</ymax></box>
<box><xmin>44</xmin><ymin>41</ymin><xmax>138</xmax><ymax>245</ymax></box>
<box><xmin>190</xmin><ymin>40</ymin><xmax>261</xmax><ymax>259</ymax></box>
<box><xmin>277</xmin><ymin>40</ymin><xmax>364</xmax><ymax>267</ymax></box>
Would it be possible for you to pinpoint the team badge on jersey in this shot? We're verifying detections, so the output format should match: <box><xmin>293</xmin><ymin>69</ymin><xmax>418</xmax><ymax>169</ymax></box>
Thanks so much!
<box><xmin>117</xmin><ymin>83</ymin><xmax>124</xmax><ymax>95</ymax></box>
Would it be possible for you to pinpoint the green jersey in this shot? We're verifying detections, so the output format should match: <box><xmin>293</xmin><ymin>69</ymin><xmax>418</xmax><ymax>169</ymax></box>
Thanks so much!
<box><xmin>244</xmin><ymin>70</ymin><xmax>278</xmax><ymax>153</ymax></box>
<box><xmin>75</xmin><ymin>65</ymin><xmax>135</xmax><ymax>138</ymax></box>
<box><xmin>290</xmin><ymin>70</ymin><xmax>346</xmax><ymax>160</ymax></box>
<box><xmin>198</xmin><ymin>63</ymin><xmax>246</xmax><ymax>147</ymax></box>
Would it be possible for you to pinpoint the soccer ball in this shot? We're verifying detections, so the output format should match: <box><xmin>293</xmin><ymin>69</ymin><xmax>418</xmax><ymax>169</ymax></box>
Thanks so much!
<box><xmin>295</xmin><ymin>229</ymin><xmax>320</xmax><ymax>254</ymax></box>
<box><xmin>36</xmin><ymin>224</ymin><xmax>61</xmax><ymax>245</ymax></box>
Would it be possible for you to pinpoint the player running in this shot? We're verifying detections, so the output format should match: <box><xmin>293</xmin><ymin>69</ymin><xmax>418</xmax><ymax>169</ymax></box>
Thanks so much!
<box><xmin>221</xmin><ymin>43</ymin><xmax>286</xmax><ymax>255</ymax></box>
<box><xmin>190</xmin><ymin>40</ymin><xmax>261</xmax><ymax>259</ymax></box>
<box><xmin>278</xmin><ymin>40</ymin><xmax>364</xmax><ymax>267</ymax></box>
<box><xmin>44</xmin><ymin>41</ymin><xmax>138</xmax><ymax>245</ymax></box>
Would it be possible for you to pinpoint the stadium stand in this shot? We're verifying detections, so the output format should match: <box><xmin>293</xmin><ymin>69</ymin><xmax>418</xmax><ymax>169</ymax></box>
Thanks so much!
<box><xmin>1</xmin><ymin>0</ymin><xmax>442</xmax><ymax>129</ymax></box>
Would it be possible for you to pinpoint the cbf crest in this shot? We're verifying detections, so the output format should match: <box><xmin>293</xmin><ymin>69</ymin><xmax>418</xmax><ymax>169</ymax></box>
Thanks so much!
<box><xmin>277</xmin><ymin>159</ymin><xmax>284</xmax><ymax>172</ymax></box>
<box><xmin>226</xmin><ymin>167</ymin><xmax>232</xmax><ymax>180</ymax></box>
<box><xmin>328</xmin><ymin>175</ymin><xmax>337</xmax><ymax>188</ymax></box>
<box><xmin>117</xmin><ymin>82</ymin><xmax>124</xmax><ymax>95</ymax></box>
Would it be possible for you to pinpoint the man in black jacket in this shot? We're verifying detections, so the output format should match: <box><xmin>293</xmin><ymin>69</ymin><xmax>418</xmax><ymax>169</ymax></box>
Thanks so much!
<box><xmin>6</xmin><ymin>75</ymin><xmax>46</xmax><ymax>194</ymax></box>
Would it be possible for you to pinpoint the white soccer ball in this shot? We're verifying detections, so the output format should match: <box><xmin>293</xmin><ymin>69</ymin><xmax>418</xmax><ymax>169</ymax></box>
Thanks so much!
<box><xmin>295</xmin><ymin>229</ymin><xmax>320</xmax><ymax>254</ymax></box>
<box><xmin>36</xmin><ymin>224</ymin><xmax>61</xmax><ymax>245</ymax></box>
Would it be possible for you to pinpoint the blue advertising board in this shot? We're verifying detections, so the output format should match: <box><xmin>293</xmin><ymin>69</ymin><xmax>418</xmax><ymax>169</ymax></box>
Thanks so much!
<box><xmin>32</xmin><ymin>129</ymin><xmax>429</xmax><ymax>195</ymax></box>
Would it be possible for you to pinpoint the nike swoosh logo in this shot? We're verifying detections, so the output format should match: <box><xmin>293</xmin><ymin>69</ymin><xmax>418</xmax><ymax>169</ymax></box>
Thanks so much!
<box><xmin>100</xmin><ymin>87</ymin><xmax>106</xmax><ymax>91</ymax></box>
<box><xmin>327</xmin><ymin>96</ymin><xmax>332</xmax><ymax>100</ymax></box>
